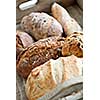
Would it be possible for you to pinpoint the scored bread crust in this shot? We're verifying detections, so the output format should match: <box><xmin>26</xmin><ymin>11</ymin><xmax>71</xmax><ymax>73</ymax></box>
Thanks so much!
<box><xmin>25</xmin><ymin>55</ymin><xmax>82</xmax><ymax>100</ymax></box>
<box><xmin>16</xmin><ymin>36</ymin><xmax>65</xmax><ymax>78</ymax></box>
<box><xmin>21</xmin><ymin>12</ymin><xmax>63</xmax><ymax>40</ymax></box>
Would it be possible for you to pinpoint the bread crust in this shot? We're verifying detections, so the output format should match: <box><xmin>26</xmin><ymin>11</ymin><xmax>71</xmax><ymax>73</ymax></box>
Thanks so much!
<box><xmin>52</xmin><ymin>3</ymin><xmax>82</xmax><ymax>36</ymax></box>
<box><xmin>25</xmin><ymin>55</ymin><xmax>82</xmax><ymax>100</ymax></box>
<box><xmin>16</xmin><ymin>36</ymin><xmax>65</xmax><ymax>78</ymax></box>
<box><xmin>21</xmin><ymin>12</ymin><xmax>63</xmax><ymax>40</ymax></box>
<box><xmin>62</xmin><ymin>32</ymin><xmax>83</xmax><ymax>57</ymax></box>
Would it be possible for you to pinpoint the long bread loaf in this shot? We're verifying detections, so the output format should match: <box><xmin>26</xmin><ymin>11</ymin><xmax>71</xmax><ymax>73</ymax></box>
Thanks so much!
<box><xmin>25</xmin><ymin>55</ymin><xmax>82</xmax><ymax>100</ymax></box>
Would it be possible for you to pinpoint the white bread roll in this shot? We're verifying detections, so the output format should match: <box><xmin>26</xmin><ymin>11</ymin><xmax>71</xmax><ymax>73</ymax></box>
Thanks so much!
<box><xmin>25</xmin><ymin>55</ymin><xmax>82</xmax><ymax>100</ymax></box>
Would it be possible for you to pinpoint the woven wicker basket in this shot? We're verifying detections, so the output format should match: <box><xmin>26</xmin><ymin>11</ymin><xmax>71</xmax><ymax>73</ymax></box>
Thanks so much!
<box><xmin>16</xmin><ymin>0</ymin><xmax>83</xmax><ymax>100</ymax></box>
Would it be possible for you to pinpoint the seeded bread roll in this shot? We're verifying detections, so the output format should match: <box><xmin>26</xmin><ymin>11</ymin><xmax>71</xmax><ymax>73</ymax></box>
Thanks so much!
<box><xmin>62</xmin><ymin>32</ymin><xmax>83</xmax><ymax>57</ymax></box>
<box><xmin>21</xmin><ymin>12</ymin><xmax>63</xmax><ymax>40</ymax></box>
<box><xmin>25</xmin><ymin>55</ymin><xmax>82</xmax><ymax>100</ymax></box>
<box><xmin>16</xmin><ymin>36</ymin><xmax>65</xmax><ymax>78</ymax></box>
<box><xmin>52</xmin><ymin>3</ymin><xmax>82</xmax><ymax>36</ymax></box>
<box><xmin>16</xmin><ymin>30</ymin><xmax>34</xmax><ymax>58</ymax></box>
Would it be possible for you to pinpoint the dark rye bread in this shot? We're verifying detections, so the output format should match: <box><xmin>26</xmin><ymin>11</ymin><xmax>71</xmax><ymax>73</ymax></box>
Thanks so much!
<box><xmin>21</xmin><ymin>12</ymin><xmax>63</xmax><ymax>40</ymax></box>
<box><xmin>16</xmin><ymin>36</ymin><xmax>65</xmax><ymax>78</ymax></box>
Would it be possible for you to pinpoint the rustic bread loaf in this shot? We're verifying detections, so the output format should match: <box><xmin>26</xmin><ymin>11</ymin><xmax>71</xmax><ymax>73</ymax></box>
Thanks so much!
<box><xmin>62</xmin><ymin>32</ymin><xmax>83</xmax><ymax>57</ymax></box>
<box><xmin>25</xmin><ymin>55</ymin><xmax>82</xmax><ymax>100</ymax></box>
<box><xmin>16</xmin><ymin>36</ymin><xmax>65</xmax><ymax>78</ymax></box>
<box><xmin>16</xmin><ymin>30</ymin><xmax>34</xmax><ymax>58</ymax></box>
<box><xmin>21</xmin><ymin>12</ymin><xmax>63</xmax><ymax>40</ymax></box>
<box><xmin>51</xmin><ymin>3</ymin><xmax>82</xmax><ymax>36</ymax></box>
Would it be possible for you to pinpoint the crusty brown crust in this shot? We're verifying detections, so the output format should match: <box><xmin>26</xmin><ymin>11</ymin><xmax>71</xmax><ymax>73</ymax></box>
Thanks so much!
<box><xmin>16</xmin><ymin>30</ymin><xmax>34</xmax><ymax>58</ymax></box>
<box><xmin>62</xmin><ymin>32</ymin><xmax>83</xmax><ymax>57</ymax></box>
<box><xmin>16</xmin><ymin>36</ymin><xmax>65</xmax><ymax>78</ymax></box>
<box><xmin>21</xmin><ymin>12</ymin><xmax>63</xmax><ymax>40</ymax></box>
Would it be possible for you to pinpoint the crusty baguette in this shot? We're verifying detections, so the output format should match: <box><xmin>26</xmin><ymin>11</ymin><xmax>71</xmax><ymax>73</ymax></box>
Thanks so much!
<box><xmin>25</xmin><ymin>55</ymin><xmax>82</xmax><ymax>100</ymax></box>
<box><xmin>21</xmin><ymin>12</ymin><xmax>63</xmax><ymax>40</ymax></box>
<box><xmin>62</xmin><ymin>32</ymin><xmax>83</xmax><ymax>57</ymax></box>
<box><xmin>51</xmin><ymin>3</ymin><xmax>82</xmax><ymax>36</ymax></box>
<box><xmin>16</xmin><ymin>36</ymin><xmax>65</xmax><ymax>78</ymax></box>
<box><xmin>16</xmin><ymin>30</ymin><xmax>34</xmax><ymax>58</ymax></box>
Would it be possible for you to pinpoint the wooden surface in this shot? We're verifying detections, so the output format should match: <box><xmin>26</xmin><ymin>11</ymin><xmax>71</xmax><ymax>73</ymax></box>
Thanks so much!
<box><xmin>76</xmin><ymin>0</ymin><xmax>83</xmax><ymax>10</ymax></box>
<box><xmin>66</xmin><ymin>4</ymin><xmax>83</xmax><ymax>28</ymax></box>
<box><xmin>16</xmin><ymin>72</ymin><xmax>27</xmax><ymax>100</ymax></box>
<box><xmin>59</xmin><ymin>90</ymin><xmax>83</xmax><ymax>100</ymax></box>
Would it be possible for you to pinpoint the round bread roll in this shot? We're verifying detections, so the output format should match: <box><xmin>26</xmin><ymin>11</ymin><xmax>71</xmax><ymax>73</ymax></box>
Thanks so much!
<box><xmin>21</xmin><ymin>12</ymin><xmax>63</xmax><ymax>40</ymax></box>
<box><xmin>25</xmin><ymin>55</ymin><xmax>82</xmax><ymax>100</ymax></box>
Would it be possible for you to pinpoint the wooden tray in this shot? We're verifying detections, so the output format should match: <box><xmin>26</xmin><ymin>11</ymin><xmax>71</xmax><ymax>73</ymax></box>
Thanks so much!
<box><xmin>16</xmin><ymin>0</ymin><xmax>83</xmax><ymax>100</ymax></box>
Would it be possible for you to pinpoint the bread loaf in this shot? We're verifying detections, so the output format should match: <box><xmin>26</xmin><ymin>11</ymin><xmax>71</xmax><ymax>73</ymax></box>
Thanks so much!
<box><xmin>62</xmin><ymin>32</ymin><xmax>83</xmax><ymax>57</ymax></box>
<box><xmin>16</xmin><ymin>36</ymin><xmax>65</xmax><ymax>78</ymax></box>
<box><xmin>51</xmin><ymin>3</ymin><xmax>82</xmax><ymax>36</ymax></box>
<box><xmin>25</xmin><ymin>55</ymin><xmax>82</xmax><ymax>100</ymax></box>
<box><xmin>16</xmin><ymin>30</ymin><xmax>34</xmax><ymax>58</ymax></box>
<box><xmin>21</xmin><ymin>12</ymin><xmax>63</xmax><ymax>40</ymax></box>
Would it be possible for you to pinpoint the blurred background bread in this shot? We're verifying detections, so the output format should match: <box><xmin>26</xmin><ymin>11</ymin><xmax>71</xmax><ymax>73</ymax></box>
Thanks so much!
<box><xmin>52</xmin><ymin>3</ymin><xmax>82</xmax><ymax>36</ymax></box>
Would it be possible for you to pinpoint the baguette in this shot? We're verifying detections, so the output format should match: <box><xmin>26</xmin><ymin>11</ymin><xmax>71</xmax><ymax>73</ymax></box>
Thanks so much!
<box><xmin>25</xmin><ymin>55</ymin><xmax>82</xmax><ymax>100</ymax></box>
<box><xmin>21</xmin><ymin>12</ymin><xmax>63</xmax><ymax>40</ymax></box>
<box><xmin>16</xmin><ymin>36</ymin><xmax>65</xmax><ymax>78</ymax></box>
<box><xmin>51</xmin><ymin>3</ymin><xmax>82</xmax><ymax>36</ymax></box>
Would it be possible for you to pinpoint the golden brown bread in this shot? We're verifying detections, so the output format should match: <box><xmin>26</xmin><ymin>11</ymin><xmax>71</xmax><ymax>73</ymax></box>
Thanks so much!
<box><xmin>62</xmin><ymin>32</ymin><xmax>83</xmax><ymax>57</ymax></box>
<box><xmin>25</xmin><ymin>55</ymin><xmax>82</xmax><ymax>100</ymax></box>
<box><xmin>51</xmin><ymin>3</ymin><xmax>82</xmax><ymax>36</ymax></box>
<box><xmin>16</xmin><ymin>33</ymin><xmax>83</xmax><ymax>78</ymax></box>
<box><xmin>21</xmin><ymin>12</ymin><xmax>63</xmax><ymax>40</ymax></box>
<box><xmin>16</xmin><ymin>30</ymin><xmax>34</xmax><ymax>58</ymax></box>
<box><xmin>16</xmin><ymin>36</ymin><xmax>65</xmax><ymax>78</ymax></box>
